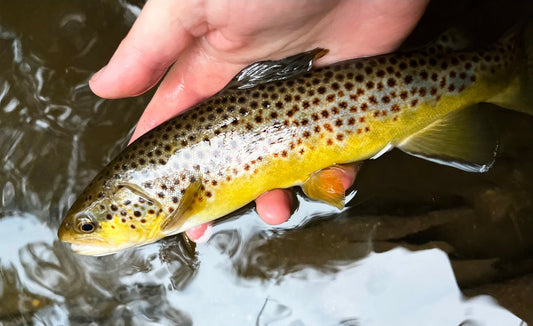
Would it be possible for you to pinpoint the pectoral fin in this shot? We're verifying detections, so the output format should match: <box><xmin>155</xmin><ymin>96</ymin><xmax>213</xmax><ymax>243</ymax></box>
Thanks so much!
<box><xmin>160</xmin><ymin>176</ymin><xmax>203</xmax><ymax>233</ymax></box>
<box><xmin>397</xmin><ymin>105</ymin><xmax>497</xmax><ymax>173</ymax></box>
<box><xmin>302</xmin><ymin>165</ymin><xmax>351</xmax><ymax>209</ymax></box>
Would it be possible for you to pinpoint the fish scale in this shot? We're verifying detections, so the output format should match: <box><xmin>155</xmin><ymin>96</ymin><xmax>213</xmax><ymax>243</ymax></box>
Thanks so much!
<box><xmin>58</xmin><ymin>25</ymin><xmax>533</xmax><ymax>255</ymax></box>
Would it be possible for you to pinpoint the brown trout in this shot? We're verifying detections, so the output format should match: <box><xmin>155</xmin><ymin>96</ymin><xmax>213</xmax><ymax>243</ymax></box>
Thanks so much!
<box><xmin>58</xmin><ymin>26</ymin><xmax>533</xmax><ymax>255</ymax></box>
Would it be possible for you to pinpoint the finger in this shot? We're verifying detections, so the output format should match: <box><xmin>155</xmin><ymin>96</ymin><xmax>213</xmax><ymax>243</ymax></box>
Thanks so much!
<box><xmin>89</xmin><ymin>0</ymin><xmax>196</xmax><ymax>99</ymax></box>
<box><xmin>129</xmin><ymin>43</ymin><xmax>246</xmax><ymax>142</ymax></box>
<box><xmin>185</xmin><ymin>222</ymin><xmax>211</xmax><ymax>242</ymax></box>
<box><xmin>335</xmin><ymin>163</ymin><xmax>360</xmax><ymax>190</ymax></box>
<box><xmin>255</xmin><ymin>189</ymin><xmax>293</xmax><ymax>225</ymax></box>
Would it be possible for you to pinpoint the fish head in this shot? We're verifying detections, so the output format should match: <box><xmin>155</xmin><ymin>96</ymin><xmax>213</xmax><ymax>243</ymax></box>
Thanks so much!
<box><xmin>58</xmin><ymin>183</ymin><xmax>167</xmax><ymax>256</ymax></box>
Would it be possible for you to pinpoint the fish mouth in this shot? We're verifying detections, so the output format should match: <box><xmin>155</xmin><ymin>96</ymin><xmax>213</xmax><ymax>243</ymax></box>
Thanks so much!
<box><xmin>60</xmin><ymin>235</ymin><xmax>129</xmax><ymax>256</ymax></box>
<box><xmin>67</xmin><ymin>237</ymin><xmax>155</xmax><ymax>256</ymax></box>
<box><xmin>69</xmin><ymin>243</ymin><xmax>129</xmax><ymax>256</ymax></box>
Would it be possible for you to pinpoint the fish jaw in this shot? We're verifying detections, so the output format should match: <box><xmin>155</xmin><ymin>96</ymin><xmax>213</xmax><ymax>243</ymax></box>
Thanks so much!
<box><xmin>57</xmin><ymin>226</ymin><xmax>126</xmax><ymax>256</ymax></box>
<box><xmin>70</xmin><ymin>242</ymin><xmax>139</xmax><ymax>256</ymax></box>
<box><xmin>59</xmin><ymin>229</ymin><xmax>160</xmax><ymax>256</ymax></box>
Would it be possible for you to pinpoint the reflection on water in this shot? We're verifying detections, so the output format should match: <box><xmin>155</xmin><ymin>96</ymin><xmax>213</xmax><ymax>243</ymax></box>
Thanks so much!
<box><xmin>0</xmin><ymin>212</ymin><xmax>525</xmax><ymax>325</ymax></box>
<box><xmin>0</xmin><ymin>0</ymin><xmax>531</xmax><ymax>325</ymax></box>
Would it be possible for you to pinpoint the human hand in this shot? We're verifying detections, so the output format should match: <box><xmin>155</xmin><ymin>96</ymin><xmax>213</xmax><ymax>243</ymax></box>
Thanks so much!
<box><xmin>89</xmin><ymin>0</ymin><xmax>427</xmax><ymax>239</ymax></box>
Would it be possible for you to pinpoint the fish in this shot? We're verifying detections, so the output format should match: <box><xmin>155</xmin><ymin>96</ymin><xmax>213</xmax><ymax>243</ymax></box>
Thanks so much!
<box><xmin>58</xmin><ymin>24</ymin><xmax>533</xmax><ymax>256</ymax></box>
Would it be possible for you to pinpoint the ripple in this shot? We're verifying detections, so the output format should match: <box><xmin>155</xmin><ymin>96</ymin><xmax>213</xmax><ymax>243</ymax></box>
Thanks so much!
<box><xmin>2</xmin><ymin>181</ymin><xmax>15</xmax><ymax>206</ymax></box>
<box><xmin>256</xmin><ymin>298</ymin><xmax>292</xmax><ymax>325</ymax></box>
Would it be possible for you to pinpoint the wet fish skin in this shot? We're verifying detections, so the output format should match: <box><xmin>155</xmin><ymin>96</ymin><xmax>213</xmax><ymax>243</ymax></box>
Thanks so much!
<box><xmin>58</xmin><ymin>26</ymin><xmax>533</xmax><ymax>256</ymax></box>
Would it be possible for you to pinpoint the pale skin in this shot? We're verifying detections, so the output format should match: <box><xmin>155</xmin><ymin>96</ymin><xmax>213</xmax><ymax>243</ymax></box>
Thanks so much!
<box><xmin>89</xmin><ymin>0</ymin><xmax>428</xmax><ymax>239</ymax></box>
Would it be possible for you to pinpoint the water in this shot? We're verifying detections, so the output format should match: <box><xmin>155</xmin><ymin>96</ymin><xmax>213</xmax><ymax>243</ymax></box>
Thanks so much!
<box><xmin>0</xmin><ymin>0</ymin><xmax>532</xmax><ymax>325</ymax></box>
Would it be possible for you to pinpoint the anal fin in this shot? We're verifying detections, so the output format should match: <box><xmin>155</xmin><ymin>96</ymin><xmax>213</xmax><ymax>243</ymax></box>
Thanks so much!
<box><xmin>397</xmin><ymin>105</ymin><xmax>497</xmax><ymax>173</ymax></box>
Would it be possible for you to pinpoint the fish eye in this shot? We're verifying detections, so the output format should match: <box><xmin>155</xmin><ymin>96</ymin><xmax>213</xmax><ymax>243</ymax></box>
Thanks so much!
<box><xmin>76</xmin><ymin>214</ymin><xmax>97</xmax><ymax>234</ymax></box>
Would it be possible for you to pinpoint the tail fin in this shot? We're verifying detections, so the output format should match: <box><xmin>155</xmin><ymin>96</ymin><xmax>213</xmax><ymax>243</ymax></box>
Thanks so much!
<box><xmin>488</xmin><ymin>21</ymin><xmax>533</xmax><ymax>115</ymax></box>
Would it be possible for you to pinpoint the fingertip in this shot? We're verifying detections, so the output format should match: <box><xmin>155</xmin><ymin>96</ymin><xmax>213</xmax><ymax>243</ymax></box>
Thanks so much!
<box><xmin>341</xmin><ymin>163</ymin><xmax>360</xmax><ymax>190</ymax></box>
<box><xmin>89</xmin><ymin>49</ymin><xmax>166</xmax><ymax>99</ymax></box>
<box><xmin>186</xmin><ymin>222</ymin><xmax>211</xmax><ymax>242</ymax></box>
<box><xmin>89</xmin><ymin>65</ymin><xmax>105</xmax><ymax>84</ymax></box>
<box><xmin>89</xmin><ymin>1</ymin><xmax>196</xmax><ymax>99</ymax></box>
<box><xmin>88</xmin><ymin>66</ymin><xmax>106</xmax><ymax>96</ymax></box>
<box><xmin>256</xmin><ymin>189</ymin><xmax>292</xmax><ymax>225</ymax></box>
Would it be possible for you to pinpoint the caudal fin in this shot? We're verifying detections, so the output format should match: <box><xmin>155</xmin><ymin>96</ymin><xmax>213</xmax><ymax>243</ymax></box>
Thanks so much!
<box><xmin>488</xmin><ymin>21</ymin><xmax>533</xmax><ymax>115</ymax></box>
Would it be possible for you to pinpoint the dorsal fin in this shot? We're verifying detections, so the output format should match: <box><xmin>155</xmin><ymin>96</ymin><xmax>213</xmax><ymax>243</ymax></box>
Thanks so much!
<box><xmin>225</xmin><ymin>48</ymin><xmax>328</xmax><ymax>90</ymax></box>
